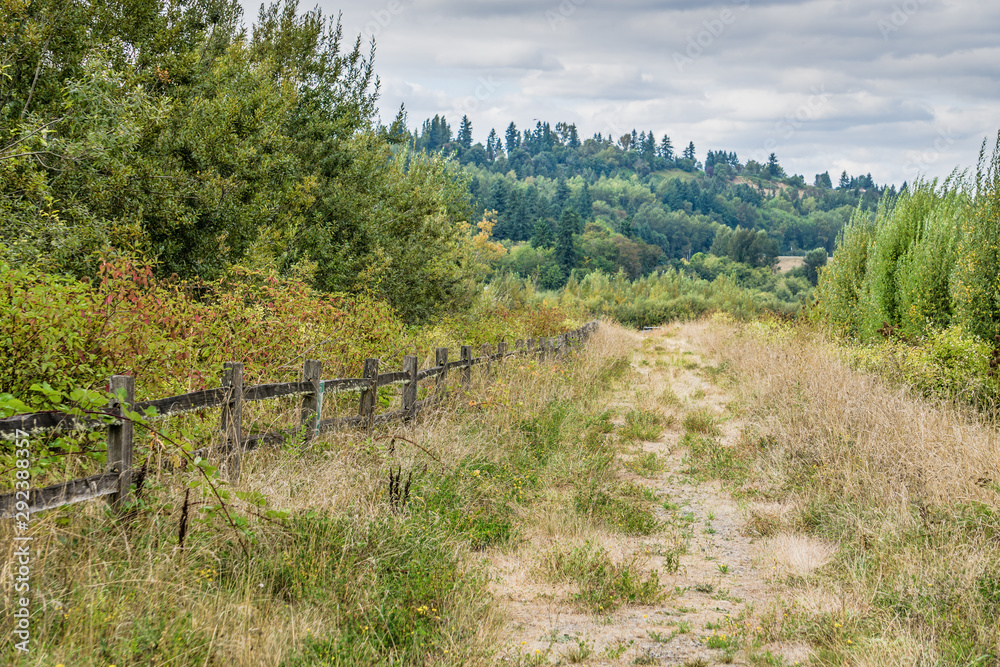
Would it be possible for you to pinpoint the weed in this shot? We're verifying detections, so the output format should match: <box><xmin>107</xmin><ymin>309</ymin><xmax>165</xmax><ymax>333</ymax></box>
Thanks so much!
<box><xmin>682</xmin><ymin>658</ymin><xmax>709</xmax><ymax>667</ymax></box>
<box><xmin>681</xmin><ymin>409</ymin><xmax>719</xmax><ymax>435</ymax></box>
<box><xmin>621</xmin><ymin>408</ymin><xmax>664</xmax><ymax>442</ymax></box>
<box><xmin>603</xmin><ymin>639</ymin><xmax>634</xmax><ymax>659</ymax></box>
<box><xmin>624</xmin><ymin>451</ymin><xmax>665</xmax><ymax>478</ymax></box>
<box><xmin>661</xmin><ymin>387</ymin><xmax>682</xmax><ymax>407</ymax></box>
<box><xmin>563</xmin><ymin>637</ymin><xmax>594</xmax><ymax>663</ymax></box>
<box><xmin>542</xmin><ymin>541</ymin><xmax>663</xmax><ymax>612</ymax></box>
<box><xmin>575</xmin><ymin>484</ymin><xmax>661</xmax><ymax>535</ymax></box>
<box><xmin>632</xmin><ymin>648</ymin><xmax>659</xmax><ymax>664</ymax></box>
<box><xmin>694</xmin><ymin>583</ymin><xmax>714</xmax><ymax>593</ymax></box>
<box><xmin>682</xmin><ymin>433</ymin><xmax>747</xmax><ymax>482</ymax></box>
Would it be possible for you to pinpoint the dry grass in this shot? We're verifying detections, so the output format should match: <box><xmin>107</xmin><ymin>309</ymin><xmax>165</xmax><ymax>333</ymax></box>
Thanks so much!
<box><xmin>688</xmin><ymin>317</ymin><xmax>1000</xmax><ymax>663</ymax></box>
<box><xmin>0</xmin><ymin>323</ymin><xmax>640</xmax><ymax>666</ymax></box>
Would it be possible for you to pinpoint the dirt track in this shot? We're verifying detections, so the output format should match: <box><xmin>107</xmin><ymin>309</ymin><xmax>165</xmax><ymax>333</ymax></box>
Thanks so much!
<box><xmin>490</xmin><ymin>322</ymin><xmax>820</xmax><ymax>666</ymax></box>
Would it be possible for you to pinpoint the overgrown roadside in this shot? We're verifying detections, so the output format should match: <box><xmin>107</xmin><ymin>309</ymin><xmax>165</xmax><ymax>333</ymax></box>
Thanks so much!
<box><xmin>0</xmin><ymin>322</ymin><xmax>636</xmax><ymax>665</ymax></box>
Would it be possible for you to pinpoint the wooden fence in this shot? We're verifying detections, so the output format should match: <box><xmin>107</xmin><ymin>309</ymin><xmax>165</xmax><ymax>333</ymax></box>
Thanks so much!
<box><xmin>0</xmin><ymin>321</ymin><xmax>599</xmax><ymax>518</ymax></box>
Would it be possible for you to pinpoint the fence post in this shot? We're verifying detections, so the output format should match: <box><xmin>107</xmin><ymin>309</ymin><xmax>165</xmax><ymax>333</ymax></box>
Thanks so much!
<box><xmin>435</xmin><ymin>348</ymin><xmax>449</xmax><ymax>401</ymax></box>
<box><xmin>497</xmin><ymin>341</ymin><xmax>507</xmax><ymax>366</ymax></box>
<box><xmin>538</xmin><ymin>337</ymin><xmax>547</xmax><ymax>363</ymax></box>
<box><xmin>221</xmin><ymin>362</ymin><xmax>244</xmax><ymax>483</ymax></box>
<box><xmin>481</xmin><ymin>343</ymin><xmax>492</xmax><ymax>375</ymax></box>
<box><xmin>107</xmin><ymin>375</ymin><xmax>134</xmax><ymax>510</ymax></box>
<box><xmin>402</xmin><ymin>355</ymin><xmax>418</xmax><ymax>419</ymax></box>
<box><xmin>514</xmin><ymin>340</ymin><xmax>524</xmax><ymax>357</ymax></box>
<box><xmin>461</xmin><ymin>346</ymin><xmax>473</xmax><ymax>389</ymax></box>
<box><xmin>301</xmin><ymin>359</ymin><xmax>323</xmax><ymax>443</ymax></box>
<box><xmin>359</xmin><ymin>358</ymin><xmax>379</xmax><ymax>433</ymax></box>
<box><xmin>526</xmin><ymin>338</ymin><xmax>535</xmax><ymax>360</ymax></box>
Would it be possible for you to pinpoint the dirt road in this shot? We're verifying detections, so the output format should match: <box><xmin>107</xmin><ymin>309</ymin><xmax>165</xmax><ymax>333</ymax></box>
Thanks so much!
<box><xmin>490</xmin><ymin>322</ymin><xmax>820</xmax><ymax>666</ymax></box>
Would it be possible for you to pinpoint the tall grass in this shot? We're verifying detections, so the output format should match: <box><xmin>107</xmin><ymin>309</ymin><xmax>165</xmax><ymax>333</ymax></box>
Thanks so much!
<box><xmin>815</xmin><ymin>134</ymin><xmax>1000</xmax><ymax>411</ymax></box>
<box><xmin>817</xmin><ymin>133</ymin><xmax>1000</xmax><ymax>343</ymax></box>
<box><xmin>697</xmin><ymin>319</ymin><xmax>1000</xmax><ymax>664</ymax></box>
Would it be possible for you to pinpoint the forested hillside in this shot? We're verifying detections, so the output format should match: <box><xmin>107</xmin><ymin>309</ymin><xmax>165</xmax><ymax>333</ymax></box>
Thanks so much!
<box><xmin>409</xmin><ymin>114</ymin><xmax>894</xmax><ymax>291</ymax></box>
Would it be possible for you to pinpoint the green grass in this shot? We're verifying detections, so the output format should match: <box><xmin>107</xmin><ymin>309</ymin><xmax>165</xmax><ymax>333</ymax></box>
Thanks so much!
<box><xmin>681</xmin><ymin>409</ymin><xmax>719</xmax><ymax>435</ymax></box>
<box><xmin>620</xmin><ymin>408</ymin><xmax>665</xmax><ymax>442</ymax></box>
<box><xmin>575</xmin><ymin>484</ymin><xmax>662</xmax><ymax>535</ymax></box>
<box><xmin>542</xmin><ymin>541</ymin><xmax>663</xmax><ymax>612</ymax></box>
<box><xmin>623</xmin><ymin>451</ymin><xmax>666</xmax><ymax>478</ymax></box>
<box><xmin>682</xmin><ymin>433</ymin><xmax>747</xmax><ymax>483</ymax></box>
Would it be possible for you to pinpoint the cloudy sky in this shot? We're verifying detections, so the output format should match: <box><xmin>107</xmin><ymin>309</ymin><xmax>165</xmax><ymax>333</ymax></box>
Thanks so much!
<box><xmin>240</xmin><ymin>0</ymin><xmax>1000</xmax><ymax>187</ymax></box>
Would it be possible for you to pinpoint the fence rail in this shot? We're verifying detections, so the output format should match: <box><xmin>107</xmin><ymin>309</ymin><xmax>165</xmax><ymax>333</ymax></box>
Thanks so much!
<box><xmin>0</xmin><ymin>321</ymin><xmax>599</xmax><ymax>518</ymax></box>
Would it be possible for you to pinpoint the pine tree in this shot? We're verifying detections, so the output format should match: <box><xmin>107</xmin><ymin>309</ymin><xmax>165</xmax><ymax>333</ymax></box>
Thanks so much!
<box><xmin>555</xmin><ymin>207</ymin><xmax>580</xmax><ymax>272</ymax></box>
<box><xmin>553</xmin><ymin>178</ymin><xmax>570</xmax><ymax>210</ymax></box>
<box><xmin>530</xmin><ymin>218</ymin><xmax>554</xmax><ymax>248</ymax></box>
<box><xmin>486</xmin><ymin>128</ymin><xmax>498</xmax><ymax>161</ymax></box>
<box><xmin>838</xmin><ymin>171</ymin><xmax>850</xmax><ymax>189</ymax></box>
<box><xmin>683</xmin><ymin>141</ymin><xmax>696</xmax><ymax>160</ymax></box>
<box><xmin>576</xmin><ymin>181</ymin><xmax>592</xmax><ymax>219</ymax></box>
<box><xmin>659</xmin><ymin>134</ymin><xmax>674</xmax><ymax>160</ymax></box>
<box><xmin>458</xmin><ymin>115</ymin><xmax>473</xmax><ymax>149</ymax></box>
<box><xmin>505</xmin><ymin>122</ymin><xmax>520</xmax><ymax>154</ymax></box>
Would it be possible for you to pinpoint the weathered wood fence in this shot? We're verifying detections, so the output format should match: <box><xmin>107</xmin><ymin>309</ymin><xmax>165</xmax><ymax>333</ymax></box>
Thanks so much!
<box><xmin>0</xmin><ymin>321</ymin><xmax>599</xmax><ymax>518</ymax></box>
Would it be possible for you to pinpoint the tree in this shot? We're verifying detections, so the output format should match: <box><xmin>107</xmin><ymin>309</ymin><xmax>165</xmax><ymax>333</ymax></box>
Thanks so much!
<box><xmin>555</xmin><ymin>207</ymin><xmax>580</xmax><ymax>273</ymax></box>
<box><xmin>814</xmin><ymin>171</ymin><xmax>833</xmax><ymax>189</ymax></box>
<box><xmin>766</xmin><ymin>153</ymin><xmax>784</xmax><ymax>178</ymax></box>
<box><xmin>659</xmin><ymin>134</ymin><xmax>674</xmax><ymax>161</ymax></box>
<box><xmin>838</xmin><ymin>171</ymin><xmax>850</xmax><ymax>189</ymax></box>
<box><xmin>505</xmin><ymin>122</ymin><xmax>520</xmax><ymax>154</ymax></box>
<box><xmin>458</xmin><ymin>115</ymin><xmax>473</xmax><ymax>149</ymax></box>
<box><xmin>530</xmin><ymin>218</ymin><xmax>554</xmax><ymax>248</ymax></box>
<box><xmin>803</xmin><ymin>247</ymin><xmax>827</xmax><ymax>285</ymax></box>
<box><xmin>576</xmin><ymin>181</ymin><xmax>592</xmax><ymax>219</ymax></box>
<box><xmin>486</xmin><ymin>128</ymin><xmax>499</xmax><ymax>160</ymax></box>
<box><xmin>683</xmin><ymin>141</ymin><xmax>696</xmax><ymax>160</ymax></box>
<box><xmin>553</xmin><ymin>178</ymin><xmax>571</xmax><ymax>212</ymax></box>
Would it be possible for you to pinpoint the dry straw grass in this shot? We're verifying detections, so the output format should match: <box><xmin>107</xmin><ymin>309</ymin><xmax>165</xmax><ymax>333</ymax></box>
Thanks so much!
<box><xmin>691</xmin><ymin>317</ymin><xmax>1000</xmax><ymax>663</ymax></box>
<box><xmin>701</xmin><ymin>320</ymin><xmax>1000</xmax><ymax>507</ymax></box>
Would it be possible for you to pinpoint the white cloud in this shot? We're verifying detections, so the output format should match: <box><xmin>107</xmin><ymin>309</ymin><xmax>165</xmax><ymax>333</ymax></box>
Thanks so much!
<box><xmin>240</xmin><ymin>0</ymin><xmax>1000</xmax><ymax>186</ymax></box>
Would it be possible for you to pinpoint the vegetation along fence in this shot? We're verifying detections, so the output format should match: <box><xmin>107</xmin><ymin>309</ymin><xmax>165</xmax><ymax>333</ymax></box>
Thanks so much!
<box><xmin>0</xmin><ymin>321</ymin><xmax>599</xmax><ymax>519</ymax></box>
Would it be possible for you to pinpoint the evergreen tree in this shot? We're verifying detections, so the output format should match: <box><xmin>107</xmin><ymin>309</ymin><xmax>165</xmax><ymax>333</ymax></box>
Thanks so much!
<box><xmin>814</xmin><ymin>171</ymin><xmax>833</xmax><ymax>189</ymax></box>
<box><xmin>766</xmin><ymin>153</ymin><xmax>782</xmax><ymax>178</ymax></box>
<box><xmin>553</xmin><ymin>178</ymin><xmax>571</xmax><ymax>211</ymax></box>
<box><xmin>576</xmin><ymin>181</ymin><xmax>592</xmax><ymax>219</ymax></box>
<box><xmin>458</xmin><ymin>115</ymin><xmax>473</xmax><ymax>149</ymax></box>
<box><xmin>683</xmin><ymin>141</ymin><xmax>696</xmax><ymax>160</ymax></box>
<box><xmin>504</xmin><ymin>122</ymin><xmax>520</xmax><ymax>154</ymax></box>
<box><xmin>486</xmin><ymin>128</ymin><xmax>498</xmax><ymax>161</ymax></box>
<box><xmin>659</xmin><ymin>134</ymin><xmax>674</xmax><ymax>160</ymax></box>
<box><xmin>641</xmin><ymin>131</ymin><xmax>656</xmax><ymax>162</ymax></box>
<box><xmin>838</xmin><ymin>171</ymin><xmax>851</xmax><ymax>189</ymax></box>
<box><xmin>530</xmin><ymin>218</ymin><xmax>554</xmax><ymax>248</ymax></box>
<box><xmin>555</xmin><ymin>207</ymin><xmax>581</xmax><ymax>273</ymax></box>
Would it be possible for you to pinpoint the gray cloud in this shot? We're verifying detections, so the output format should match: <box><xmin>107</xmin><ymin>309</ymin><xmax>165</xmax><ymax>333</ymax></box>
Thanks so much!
<box><xmin>242</xmin><ymin>0</ymin><xmax>1000</xmax><ymax>185</ymax></box>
